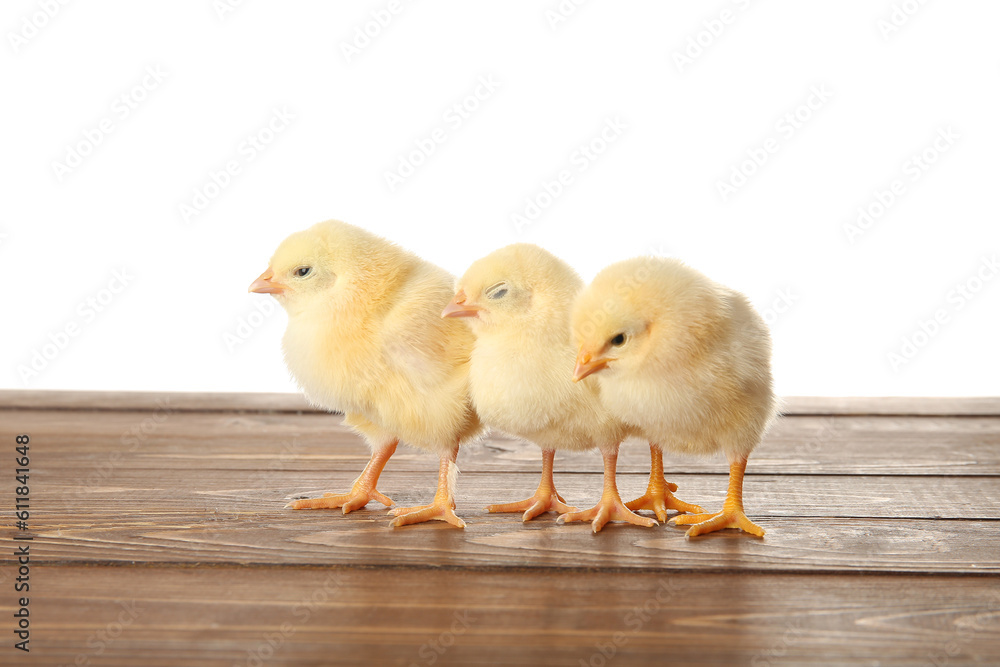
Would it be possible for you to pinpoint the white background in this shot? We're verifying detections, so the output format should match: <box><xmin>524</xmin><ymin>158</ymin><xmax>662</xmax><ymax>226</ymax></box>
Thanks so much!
<box><xmin>2</xmin><ymin>0</ymin><xmax>998</xmax><ymax>396</ymax></box>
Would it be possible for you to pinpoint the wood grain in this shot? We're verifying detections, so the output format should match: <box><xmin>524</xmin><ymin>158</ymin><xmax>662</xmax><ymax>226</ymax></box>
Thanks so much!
<box><xmin>11</xmin><ymin>514</ymin><xmax>1000</xmax><ymax>573</ymax></box>
<box><xmin>1</xmin><ymin>391</ymin><xmax>998</xmax><ymax>665</ymax></box>
<box><xmin>7</xmin><ymin>565</ymin><xmax>1000</xmax><ymax>667</ymax></box>
<box><xmin>4</xmin><ymin>408</ymin><xmax>999</xmax><ymax>475</ymax></box>
<box><xmin>30</xmin><ymin>468</ymin><xmax>1000</xmax><ymax>519</ymax></box>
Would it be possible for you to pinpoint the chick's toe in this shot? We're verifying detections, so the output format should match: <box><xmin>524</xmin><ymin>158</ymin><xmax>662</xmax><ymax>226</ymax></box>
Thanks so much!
<box><xmin>286</xmin><ymin>486</ymin><xmax>393</xmax><ymax>513</ymax></box>
<box><xmin>669</xmin><ymin>458</ymin><xmax>764</xmax><ymax>537</ymax></box>
<box><xmin>671</xmin><ymin>510</ymin><xmax>764</xmax><ymax>538</ymax></box>
<box><xmin>388</xmin><ymin>456</ymin><xmax>466</xmax><ymax>529</ymax></box>
<box><xmin>626</xmin><ymin>443</ymin><xmax>705</xmax><ymax>522</ymax></box>
<box><xmin>487</xmin><ymin>449</ymin><xmax>577</xmax><ymax>521</ymax></box>
<box><xmin>626</xmin><ymin>488</ymin><xmax>705</xmax><ymax>524</ymax></box>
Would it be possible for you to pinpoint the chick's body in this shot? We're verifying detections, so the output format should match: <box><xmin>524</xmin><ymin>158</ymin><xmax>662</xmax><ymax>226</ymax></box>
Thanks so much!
<box><xmin>281</xmin><ymin>257</ymin><xmax>477</xmax><ymax>456</ymax></box>
<box><xmin>459</xmin><ymin>247</ymin><xmax>622</xmax><ymax>452</ymax></box>
<box><xmin>445</xmin><ymin>244</ymin><xmax>663</xmax><ymax>529</ymax></box>
<box><xmin>469</xmin><ymin>334</ymin><xmax>625</xmax><ymax>449</ymax></box>
<box><xmin>582</xmin><ymin>260</ymin><xmax>775</xmax><ymax>459</ymax></box>
<box><xmin>251</xmin><ymin>220</ymin><xmax>480</xmax><ymax>528</ymax></box>
<box><xmin>573</xmin><ymin>257</ymin><xmax>777</xmax><ymax>537</ymax></box>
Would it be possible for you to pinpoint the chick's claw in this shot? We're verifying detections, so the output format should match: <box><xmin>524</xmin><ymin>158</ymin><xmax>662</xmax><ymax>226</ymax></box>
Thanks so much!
<box><xmin>626</xmin><ymin>487</ymin><xmax>705</xmax><ymax>523</ymax></box>
<box><xmin>487</xmin><ymin>491</ymin><xmax>577</xmax><ymax>522</ymax></box>
<box><xmin>487</xmin><ymin>467</ymin><xmax>577</xmax><ymax>522</ymax></box>
<box><xmin>625</xmin><ymin>444</ymin><xmax>703</xmax><ymax>522</ymax></box>
<box><xmin>670</xmin><ymin>510</ymin><xmax>765</xmax><ymax>538</ymax></box>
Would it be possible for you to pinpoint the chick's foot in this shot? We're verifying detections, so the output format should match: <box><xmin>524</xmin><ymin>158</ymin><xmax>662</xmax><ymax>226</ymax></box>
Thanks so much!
<box><xmin>556</xmin><ymin>448</ymin><xmax>657</xmax><ymax>533</ymax></box>
<box><xmin>487</xmin><ymin>449</ymin><xmax>577</xmax><ymax>521</ymax></box>
<box><xmin>669</xmin><ymin>457</ymin><xmax>764</xmax><ymax>537</ymax></box>
<box><xmin>626</xmin><ymin>444</ymin><xmax>705</xmax><ymax>522</ymax></box>
<box><xmin>671</xmin><ymin>509</ymin><xmax>764</xmax><ymax>537</ymax></box>
<box><xmin>487</xmin><ymin>489</ymin><xmax>576</xmax><ymax>522</ymax></box>
<box><xmin>557</xmin><ymin>492</ymin><xmax>657</xmax><ymax>533</ymax></box>
<box><xmin>286</xmin><ymin>484</ymin><xmax>393</xmax><ymax>513</ymax></box>
<box><xmin>626</xmin><ymin>485</ymin><xmax>705</xmax><ymax>523</ymax></box>
<box><xmin>388</xmin><ymin>454</ymin><xmax>466</xmax><ymax>529</ymax></box>
<box><xmin>389</xmin><ymin>500</ymin><xmax>466</xmax><ymax>528</ymax></box>
<box><xmin>285</xmin><ymin>440</ymin><xmax>396</xmax><ymax>514</ymax></box>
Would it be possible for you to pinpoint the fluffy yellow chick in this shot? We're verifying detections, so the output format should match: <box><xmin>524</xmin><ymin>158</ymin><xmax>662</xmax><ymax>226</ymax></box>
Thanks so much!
<box><xmin>572</xmin><ymin>257</ymin><xmax>777</xmax><ymax>537</ymax></box>
<box><xmin>249</xmin><ymin>220</ymin><xmax>481</xmax><ymax>528</ymax></box>
<box><xmin>443</xmin><ymin>244</ymin><xmax>699</xmax><ymax>531</ymax></box>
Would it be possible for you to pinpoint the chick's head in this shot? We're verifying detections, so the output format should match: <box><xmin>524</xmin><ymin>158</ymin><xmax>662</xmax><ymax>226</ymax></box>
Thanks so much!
<box><xmin>443</xmin><ymin>243</ymin><xmax>583</xmax><ymax>333</ymax></box>
<box><xmin>571</xmin><ymin>256</ymin><xmax>724</xmax><ymax>382</ymax></box>
<box><xmin>249</xmin><ymin>220</ymin><xmax>400</xmax><ymax>317</ymax></box>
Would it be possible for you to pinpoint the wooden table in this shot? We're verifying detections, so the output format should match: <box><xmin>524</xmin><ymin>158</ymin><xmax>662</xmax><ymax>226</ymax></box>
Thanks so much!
<box><xmin>2</xmin><ymin>392</ymin><xmax>998</xmax><ymax>666</ymax></box>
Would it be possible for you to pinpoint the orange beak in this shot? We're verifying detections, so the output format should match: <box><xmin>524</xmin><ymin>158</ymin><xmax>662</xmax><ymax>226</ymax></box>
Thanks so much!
<box><xmin>441</xmin><ymin>290</ymin><xmax>482</xmax><ymax>318</ymax></box>
<box><xmin>248</xmin><ymin>268</ymin><xmax>286</xmax><ymax>295</ymax></box>
<box><xmin>572</xmin><ymin>347</ymin><xmax>612</xmax><ymax>382</ymax></box>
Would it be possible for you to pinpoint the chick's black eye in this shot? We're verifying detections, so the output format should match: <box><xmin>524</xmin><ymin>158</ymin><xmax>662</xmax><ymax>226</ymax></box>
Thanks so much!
<box><xmin>610</xmin><ymin>333</ymin><xmax>626</xmax><ymax>347</ymax></box>
<box><xmin>295</xmin><ymin>267</ymin><xmax>311</xmax><ymax>277</ymax></box>
<box><xmin>488</xmin><ymin>288</ymin><xmax>507</xmax><ymax>299</ymax></box>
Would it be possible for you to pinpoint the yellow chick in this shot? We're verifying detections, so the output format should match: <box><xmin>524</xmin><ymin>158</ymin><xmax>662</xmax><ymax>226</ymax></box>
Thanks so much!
<box><xmin>572</xmin><ymin>257</ymin><xmax>777</xmax><ymax>537</ymax></box>
<box><xmin>249</xmin><ymin>220</ymin><xmax>481</xmax><ymax>528</ymax></box>
<box><xmin>443</xmin><ymin>244</ymin><xmax>698</xmax><ymax>531</ymax></box>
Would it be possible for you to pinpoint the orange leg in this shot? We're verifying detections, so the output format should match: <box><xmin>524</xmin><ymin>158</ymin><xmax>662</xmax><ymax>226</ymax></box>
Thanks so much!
<box><xmin>557</xmin><ymin>445</ymin><xmax>657</xmax><ymax>533</ymax></box>
<box><xmin>389</xmin><ymin>448</ymin><xmax>466</xmax><ymax>528</ymax></box>
<box><xmin>286</xmin><ymin>440</ymin><xmax>396</xmax><ymax>513</ymax></box>
<box><xmin>626</xmin><ymin>443</ymin><xmax>705</xmax><ymax>522</ymax></box>
<box><xmin>487</xmin><ymin>449</ymin><xmax>577</xmax><ymax>521</ymax></box>
<box><xmin>670</xmin><ymin>456</ymin><xmax>764</xmax><ymax>537</ymax></box>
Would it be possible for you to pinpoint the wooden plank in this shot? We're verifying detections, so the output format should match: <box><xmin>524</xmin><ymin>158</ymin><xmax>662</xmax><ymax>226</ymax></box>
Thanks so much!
<box><xmin>7</xmin><ymin>565</ymin><xmax>1000</xmax><ymax>666</ymax></box>
<box><xmin>0</xmin><ymin>390</ymin><xmax>313</xmax><ymax>414</ymax></box>
<box><xmin>2</xmin><ymin>394</ymin><xmax>997</xmax><ymax>665</ymax></box>
<box><xmin>10</xmin><ymin>485</ymin><xmax>1000</xmax><ymax>573</ymax></box>
<box><xmin>29</xmin><ymin>468</ymin><xmax>1000</xmax><ymax>521</ymax></box>
<box><xmin>5</xmin><ymin>409</ymin><xmax>998</xmax><ymax>475</ymax></box>
<box><xmin>781</xmin><ymin>395</ymin><xmax>1000</xmax><ymax>416</ymax></box>
<box><xmin>2</xmin><ymin>390</ymin><xmax>998</xmax><ymax>416</ymax></box>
